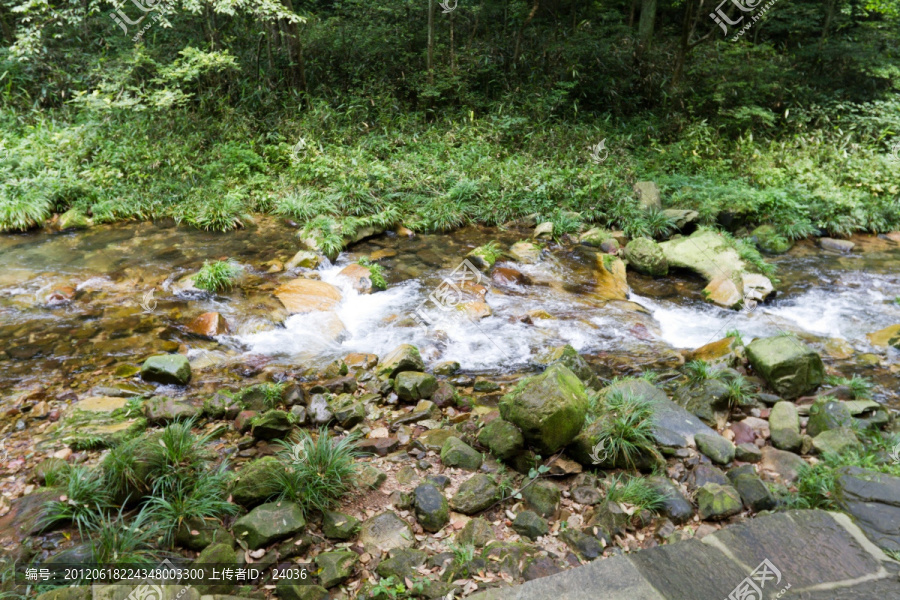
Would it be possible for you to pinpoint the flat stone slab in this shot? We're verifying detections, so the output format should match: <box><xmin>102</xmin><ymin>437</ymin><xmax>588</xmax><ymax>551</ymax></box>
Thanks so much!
<box><xmin>469</xmin><ymin>510</ymin><xmax>900</xmax><ymax>600</ymax></box>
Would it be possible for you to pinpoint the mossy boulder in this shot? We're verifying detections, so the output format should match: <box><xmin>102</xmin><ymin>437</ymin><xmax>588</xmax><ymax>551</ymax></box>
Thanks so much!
<box><xmin>233</xmin><ymin>501</ymin><xmax>306</xmax><ymax>549</ymax></box>
<box><xmin>322</xmin><ymin>510</ymin><xmax>359</xmax><ymax>540</ymax></box>
<box><xmin>175</xmin><ymin>516</ymin><xmax>230</xmax><ymax>551</ymax></box>
<box><xmin>467</xmin><ymin>243</ymin><xmax>502</xmax><ymax>269</ymax></box>
<box><xmin>624</xmin><ymin>237</ymin><xmax>668</xmax><ymax>277</ymax></box>
<box><xmin>807</xmin><ymin>398</ymin><xmax>853</xmax><ymax>437</ymax></box>
<box><xmin>769</xmin><ymin>401</ymin><xmax>802</xmax><ymax>452</ymax></box>
<box><xmin>140</xmin><ymin>354</ymin><xmax>191</xmax><ymax>385</ymax></box>
<box><xmin>696</xmin><ymin>483</ymin><xmax>742</xmax><ymax>520</ymax></box>
<box><xmin>812</xmin><ymin>427</ymin><xmax>862</xmax><ymax>455</ymax></box>
<box><xmin>315</xmin><ymin>550</ymin><xmax>357</xmax><ymax>588</ymax></box>
<box><xmin>499</xmin><ymin>363</ymin><xmax>588</xmax><ymax>455</ymax></box>
<box><xmin>695</xmin><ymin>433</ymin><xmax>735</xmax><ymax>465</ymax></box>
<box><xmin>143</xmin><ymin>396</ymin><xmax>199</xmax><ymax>425</ymax></box>
<box><xmin>746</xmin><ymin>336</ymin><xmax>824</xmax><ymax>399</ymax></box>
<box><xmin>376</xmin><ymin>548</ymin><xmax>428</xmax><ymax>580</ymax></box>
<box><xmin>450</xmin><ymin>474</ymin><xmax>500</xmax><ymax>515</ymax></box>
<box><xmin>231</xmin><ymin>456</ymin><xmax>281</xmax><ymax>507</ymax></box>
<box><xmin>534</xmin><ymin>345</ymin><xmax>599</xmax><ymax>389</ymax></box>
<box><xmin>751</xmin><ymin>225</ymin><xmax>792</xmax><ymax>254</ymax></box>
<box><xmin>194</xmin><ymin>542</ymin><xmax>239</xmax><ymax>595</ymax></box>
<box><xmin>413</xmin><ymin>483</ymin><xmax>449</xmax><ymax>532</ymax></box>
<box><xmin>440</xmin><ymin>437</ymin><xmax>483</xmax><ymax>471</ymax></box>
<box><xmin>377</xmin><ymin>344</ymin><xmax>425</xmax><ymax>378</ymax></box>
<box><xmin>522</xmin><ymin>480</ymin><xmax>560</xmax><ymax>517</ymax></box>
<box><xmin>512</xmin><ymin>510</ymin><xmax>548</xmax><ymax>540</ymax></box>
<box><xmin>250</xmin><ymin>409</ymin><xmax>294</xmax><ymax>440</ymax></box>
<box><xmin>58</xmin><ymin>208</ymin><xmax>91</xmax><ymax>230</ymax></box>
<box><xmin>394</xmin><ymin>371</ymin><xmax>438</xmax><ymax>401</ymax></box>
<box><xmin>456</xmin><ymin>517</ymin><xmax>494</xmax><ymax>547</ymax></box>
<box><xmin>477</xmin><ymin>419</ymin><xmax>524</xmax><ymax>461</ymax></box>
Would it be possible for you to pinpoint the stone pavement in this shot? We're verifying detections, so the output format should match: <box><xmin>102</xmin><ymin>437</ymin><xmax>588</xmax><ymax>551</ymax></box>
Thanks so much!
<box><xmin>470</xmin><ymin>510</ymin><xmax>900</xmax><ymax>600</ymax></box>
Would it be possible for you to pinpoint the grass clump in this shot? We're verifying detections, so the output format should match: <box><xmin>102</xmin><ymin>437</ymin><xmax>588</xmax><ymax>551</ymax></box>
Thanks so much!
<box><xmin>605</xmin><ymin>474</ymin><xmax>667</xmax><ymax>513</ymax></box>
<box><xmin>146</xmin><ymin>465</ymin><xmax>237</xmax><ymax>545</ymax></box>
<box><xmin>274</xmin><ymin>428</ymin><xmax>360</xmax><ymax>515</ymax></box>
<box><xmin>824</xmin><ymin>375</ymin><xmax>873</xmax><ymax>399</ymax></box>
<box><xmin>589</xmin><ymin>388</ymin><xmax>661</xmax><ymax>470</ymax></box>
<box><xmin>39</xmin><ymin>466</ymin><xmax>111</xmax><ymax>537</ymax></box>
<box><xmin>88</xmin><ymin>505</ymin><xmax>161</xmax><ymax>567</ymax></box>
<box><xmin>725</xmin><ymin>374</ymin><xmax>756</xmax><ymax>410</ymax></box>
<box><xmin>684</xmin><ymin>360</ymin><xmax>725</xmax><ymax>384</ymax></box>
<box><xmin>145</xmin><ymin>419</ymin><xmax>216</xmax><ymax>493</ymax></box>
<box><xmin>192</xmin><ymin>260</ymin><xmax>242</xmax><ymax>293</ymax></box>
<box><xmin>357</xmin><ymin>257</ymin><xmax>388</xmax><ymax>291</ymax></box>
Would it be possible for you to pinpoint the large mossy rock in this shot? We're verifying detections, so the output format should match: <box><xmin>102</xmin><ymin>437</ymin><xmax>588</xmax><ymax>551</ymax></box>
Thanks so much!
<box><xmin>533</xmin><ymin>345</ymin><xmax>600</xmax><ymax>389</ymax></box>
<box><xmin>232</xmin><ymin>501</ymin><xmax>306</xmax><ymax>549</ymax></box>
<box><xmin>673</xmin><ymin>379</ymin><xmax>731</xmax><ymax>429</ymax></box>
<box><xmin>624</xmin><ymin>237</ymin><xmax>668</xmax><ymax>277</ymax></box>
<box><xmin>450</xmin><ymin>474</ymin><xmax>500</xmax><ymax>515</ymax></box>
<box><xmin>746</xmin><ymin>336</ymin><xmax>824</xmax><ymax>399</ymax></box>
<box><xmin>440</xmin><ymin>437</ymin><xmax>483</xmax><ymax>471</ymax></box>
<box><xmin>696</xmin><ymin>483</ymin><xmax>742</xmax><ymax>520</ymax></box>
<box><xmin>377</xmin><ymin>344</ymin><xmax>425</xmax><ymax>378</ymax></box>
<box><xmin>658</xmin><ymin>229</ymin><xmax>774</xmax><ymax>308</ymax></box>
<box><xmin>250</xmin><ymin>409</ymin><xmax>294</xmax><ymax>440</ymax></box>
<box><xmin>141</xmin><ymin>354</ymin><xmax>191</xmax><ymax>385</ymax></box>
<box><xmin>316</xmin><ymin>550</ymin><xmax>357</xmax><ymax>588</ymax></box>
<box><xmin>769</xmin><ymin>401</ymin><xmax>802</xmax><ymax>452</ymax></box>
<box><xmin>394</xmin><ymin>371</ymin><xmax>438</xmax><ymax>401</ymax></box>
<box><xmin>477</xmin><ymin>419</ymin><xmax>524</xmax><ymax>460</ymax></box>
<box><xmin>499</xmin><ymin>363</ymin><xmax>588</xmax><ymax>454</ymax></box>
<box><xmin>231</xmin><ymin>456</ymin><xmax>281</xmax><ymax>507</ymax></box>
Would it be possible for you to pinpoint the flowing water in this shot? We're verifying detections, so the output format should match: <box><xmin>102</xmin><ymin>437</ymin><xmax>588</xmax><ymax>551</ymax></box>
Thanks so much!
<box><xmin>2</xmin><ymin>219</ymin><xmax>899</xmax><ymax>409</ymax></box>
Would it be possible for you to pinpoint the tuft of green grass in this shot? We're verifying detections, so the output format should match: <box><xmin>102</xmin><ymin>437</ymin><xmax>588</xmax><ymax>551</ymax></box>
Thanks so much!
<box><xmin>725</xmin><ymin>374</ymin><xmax>755</xmax><ymax>410</ymax></box>
<box><xmin>89</xmin><ymin>505</ymin><xmax>161</xmax><ymax>567</ymax></box>
<box><xmin>0</xmin><ymin>192</ymin><xmax>52</xmax><ymax>233</ymax></box>
<box><xmin>725</xmin><ymin>329</ymin><xmax>745</xmax><ymax>346</ymax></box>
<box><xmin>39</xmin><ymin>466</ymin><xmax>111</xmax><ymax>538</ymax></box>
<box><xmin>146</xmin><ymin>465</ymin><xmax>237</xmax><ymax>546</ymax></box>
<box><xmin>146</xmin><ymin>419</ymin><xmax>215</xmax><ymax>493</ymax></box>
<box><xmin>824</xmin><ymin>375</ymin><xmax>873</xmax><ymax>399</ymax></box>
<box><xmin>102</xmin><ymin>437</ymin><xmax>152</xmax><ymax>501</ymax></box>
<box><xmin>357</xmin><ymin>257</ymin><xmax>388</xmax><ymax>291</ymax></box>
<box><xmin>684</xmin><ymin>360</ymin><xmax>725</xmax><ymax>384</ymax></box>
<box><xmin>274</xmin><ymin>428</ymin><xmax>360</xmax><ymax>515</ymax></box>
<box><xmin>590</xmin><ymin>388</ymin><xmax>661</xmax><ymax>470</ymax></box>
<box><xmin>604</xmin><ymin>474</ymin><xmax>667</xmax><ymax>513</ymax></box>
<box><xmin>192</xmin><ymin>260</ymin><xmax>242</xmax><ymax>293</ymax></box>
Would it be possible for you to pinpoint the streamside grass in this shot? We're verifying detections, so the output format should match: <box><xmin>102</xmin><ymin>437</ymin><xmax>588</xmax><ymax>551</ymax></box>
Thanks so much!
<box><xmin>684</xmin><ymin>360</ymin><xmax>725</xmax><ymax>384</ymax></box>
<box><xmin>604</xmin><ymin>474</ymin><xmax>667</xmax><ymax>513</ymax></box>
<box><xmin>590</xmin><ymin>388</ymin><xmax>661</xmax><ymax>470</ymax></box>
<box><xmin>146</xmin><ymin>419</ymin><xmax>215</xmax><ymax>493</ymax></box>
<box><xmin>192</xmin><ymin>260</ymin><xmax>242</xmax><ymax>293</ymax></box>
<box><xmin>824</xmin><ymin>375</ymin><xmax>873</xmax><ymax>399</ymax></box>
<box><xmin>39</xmin><ymin>466</ymin><xmax>111</xmax><ymax>538</ymax></box>
<box><xmin>88</xmin><ymin>505</ymin><xmax>161</xmax><ymax>567</ymax></box>
<box><xmin>357</xmin><ymin>257</ymin><xmax>388</xmax><ymax>290</ymax></box>
<box><xmin>146</xmin><ymin>465</ymin><xmax>238</xmax><ymax>546</ymax></box>
<box><xmin>274</xmin><ymin>428</ymin><xmax>360</xmax><ymax>515</ymax></box>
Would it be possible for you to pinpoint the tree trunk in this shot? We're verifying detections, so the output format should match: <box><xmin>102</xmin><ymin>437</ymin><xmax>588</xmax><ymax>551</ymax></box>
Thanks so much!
<box><xmin>427</xmin><ymin>0</ymin><xmax>435</xmax><ymax>85</ymax></box>
<box><xmin>637</xmin><ymin>0</ymin><xmax>657</xmax><ymax>48</ymax></box>
<box><xmin>513</xmin><ymin>0</ymin><xmax>540</xmax><ymax>68</ymax></box>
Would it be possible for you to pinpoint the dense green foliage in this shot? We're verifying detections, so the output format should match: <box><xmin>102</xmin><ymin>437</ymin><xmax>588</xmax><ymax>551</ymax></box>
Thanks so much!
<box><xmin>0</xmin><ymin>0</ymin><xmax>897</xmax><ymax>236</ymax></box>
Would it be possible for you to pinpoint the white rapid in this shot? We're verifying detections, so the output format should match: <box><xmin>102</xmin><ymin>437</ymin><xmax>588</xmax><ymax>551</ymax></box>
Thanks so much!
<box><xmin>236</xmin><ymin>258</ymin><xmax>900</xmax><ymax>371</ymax></box>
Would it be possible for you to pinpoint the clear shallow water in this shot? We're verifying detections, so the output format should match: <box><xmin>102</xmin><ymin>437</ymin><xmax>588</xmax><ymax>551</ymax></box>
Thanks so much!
<box><xmin>1</xmin><ymin>221</ymin><xmax>899</xmax><ymax>405</ymax></box>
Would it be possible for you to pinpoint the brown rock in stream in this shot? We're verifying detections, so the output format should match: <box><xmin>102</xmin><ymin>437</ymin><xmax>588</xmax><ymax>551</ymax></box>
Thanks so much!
<box><xmin>186</xmin><ymin>312</ymin><xmax>229</xmax><ymax>337</ymax></box>
<box><xmin>275</xmin><ymin>278</ymin><xmax>342</xmax><ymax>313</ymax></box>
